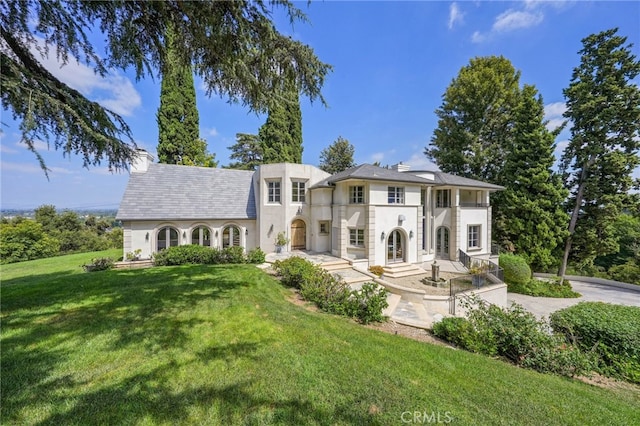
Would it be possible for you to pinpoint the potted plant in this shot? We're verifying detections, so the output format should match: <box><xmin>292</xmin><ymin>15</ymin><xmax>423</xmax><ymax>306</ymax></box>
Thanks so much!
<box><xmin>468</xmin><ymin>261</ymin><xmax>488</xmax><ymax>286</ymax></box>
<box><xmin>275</xmin><ymin>232</ymin><xmax>289</xmax><ymax>253</ymax></box>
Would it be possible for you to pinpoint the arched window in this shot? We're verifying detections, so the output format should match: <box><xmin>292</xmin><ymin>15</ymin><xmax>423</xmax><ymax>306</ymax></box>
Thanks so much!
<box><xmin>157</xmin><ymin>227</ymin><xmax>179</xmax><ymax>251</ymax></box>
<box><xmin>191</xmin><ymin>226</ymin><xmax>211</xmax><ymax>246</ymax></box>
<box><xmin>222</xmin><ymin>225</ymin><xmax>241</xmax><ymax>248</ymax></box>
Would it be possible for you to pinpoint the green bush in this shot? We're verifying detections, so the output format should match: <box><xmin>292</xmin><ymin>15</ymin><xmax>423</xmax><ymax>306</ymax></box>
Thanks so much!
<box><xmin>347</xmin><ymin>282</ymin><xmax>389</xmax><ymax>324</ymax></box>
<box><xmin>607</xmin><ymin>261</ymin><xmax>640</xmax><ymax>285</ymax></box>
<box><xmin>508</xmin><ymin>277</ymin><xmax>581</xmax><ymax>298</ymax></box>
<box><xmin>0</xmin><ymin>219</ymin><xmax>60</xmax><ymax>264</ymax></box>
<box><xmin>82</xmin><ymin>257</ymin><xmax>115</xmax><ymax>272</ymax></box>
<box><xmin>300</xmin><ymin>269</ymin><xmax>352</xmax><ymax>315</ymax></box>
<box><xmin>499</xmin><ymin>254</ymin><xmax>532</xmax><ymax>286</ymax></box>
<box><xmin>247</xmin><ymin>247</ymin><xmax>266</xmax><ymax>264</ymax></box>
<box><xmin>433</xmin><ymin>297</ymin><xmax>593</xmax><ymax>377</ymax></box>
<box><xmin>274</xmin><ymin>257</ymin><xmax>388</xmax><ymax>324</ymax></box>
<box><xmin>273</xmin><ymin>256</ymin><xmax>318</xmax><ymax>289</ymax></box>
<box><xmin>550</xmin><ymin>302</ymin><xmax>640</xmax><ymax>383</ymax></box>
<box><xmin>153</xmin><ymin>245</ymin><xmax>220</xmax><ymax>266</ymax></box>
<box><xmin>222</xmin><ymin>246</ymin><xmax>246</xmax><ymax>264</ymax></box>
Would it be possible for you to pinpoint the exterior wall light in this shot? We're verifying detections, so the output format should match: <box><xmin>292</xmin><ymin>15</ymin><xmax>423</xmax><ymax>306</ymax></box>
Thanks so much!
<box><xmin>145</xmin><ymin>232</ymin><xmax>149</xmax><ymax>241</ymax></box>
<box><xmin>410</xmin><ymin>230</ymin><xmax>414</xmax><ymax>239</ymax></box>
<box><xmin>381</xmin><ymin>231</ymin><xmax>386</xmax><ymax>241</ymax></box>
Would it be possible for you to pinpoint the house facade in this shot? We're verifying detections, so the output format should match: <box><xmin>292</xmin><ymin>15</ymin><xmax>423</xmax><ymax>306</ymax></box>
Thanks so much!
<box><xmin>116</xmin><ymin>150</ymin><xmax>503</xmax><ymax>267</ymax></box>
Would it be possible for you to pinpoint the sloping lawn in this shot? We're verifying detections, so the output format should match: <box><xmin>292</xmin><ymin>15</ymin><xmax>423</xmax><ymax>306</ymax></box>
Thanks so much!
<box><xmin>2</xmin><ymin>252</ymin><xmax>639</xmax><ymax>425</ymax></box>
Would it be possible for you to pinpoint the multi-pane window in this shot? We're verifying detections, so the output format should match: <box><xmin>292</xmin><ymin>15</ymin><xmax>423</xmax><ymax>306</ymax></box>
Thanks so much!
<box><xmin>292</xmin><ymin>180</ymin><xmax>306</xmax><ymax>203</ymax></box>
<box><xmin>349</xmin><ymin>229</ymin><xmax>365</xmax><ymax>247</ymax></box>
<box><xmin>388</xmin><ymin>186</ymin><xmax>404</xmax><ymax>204</ymax></box>
<box><xmin>267</xmin><ymin>180</ymin><xmax>281</xmax><ymax>203</ymax></box>
<box><xmin>436</xmin><ymin>189</ymin><xmax>450</xmax><ymax>208</ymax></box>
<box><xmin>319</xmin><ymin>221</ymin><xmax>330</xmax><ymax>235</ymax></box>
<box><xmin>349</xmin><ymin>186</ymin><xmax>364</xmax><ymax>204</ymax></box>
<box><xmin>223</xmin><ymin>225</ymin><xmax>241</xmax><ymax>248</ymax></box>
<box><xmin>157</xmin><ymin>227</ymin><xmax>179</xmax><ymax>251</ymax></box>
<box><xmin>191</xmin><ymin>226</ymin><xmax>211</xmax><ymax>246</ymax></box>
<box><xmin>468</xmin><ymin>225</ymin><xmax>480</xmax><ymax>249</ymax></box>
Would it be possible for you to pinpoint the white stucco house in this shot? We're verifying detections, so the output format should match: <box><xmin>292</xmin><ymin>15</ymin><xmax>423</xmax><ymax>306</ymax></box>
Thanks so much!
<box><xmin>116</xmin><ymin>150</ymin><xmax>503</xmax><ymax>268</ymax></box>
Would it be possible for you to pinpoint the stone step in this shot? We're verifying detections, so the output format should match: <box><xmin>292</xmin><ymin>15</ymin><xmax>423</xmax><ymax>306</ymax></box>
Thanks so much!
<box><xmin>114</xmin><ymin>260</ymin><xmax>154</xmax><ymax>269</ymax></box>
<box><xmin>383</xmin><ymin>269</ymin><xmax>427</xmax><ymax>279</ymax></box>
<box><xmin>383</xmin><ymin>293</ymin><xmax>402</xmax><ymax>317</ymax></box>
<box><xmin>322</xmin><ymin>261</ymin><xmax>352</xmax><ymax>271</ymax></box>
<box><xmin>382</xmin><ymin>263</ymin><xmax>425</xmax><ymax>278</ymax></box>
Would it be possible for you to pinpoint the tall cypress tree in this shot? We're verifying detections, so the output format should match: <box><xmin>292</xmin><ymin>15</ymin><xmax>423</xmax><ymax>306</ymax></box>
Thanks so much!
<box><xmin>559</xmin><ymin>28</ymin><xmax>640</xmax><ymax>278</ymax></box>
<box><xmin>157</xmin><ymin>25</ymin><xmax>216</xmax><ymax>166</ymax></box>
<box><xmin>259</xmin><ymin>72</ymin><xmax>303</xmax><ymax>164</ymax></box>
<box><xmin>493</xmin><ymin>85</ymin><xmax>569</xmax><ymax>270</ymax></box>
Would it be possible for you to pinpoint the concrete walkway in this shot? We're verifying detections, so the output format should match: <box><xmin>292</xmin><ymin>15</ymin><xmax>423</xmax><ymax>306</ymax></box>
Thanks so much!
<box><xmin>508</xmin><ymin>280</ymin><xmax>640</xmax><ymax>320</ymax></box>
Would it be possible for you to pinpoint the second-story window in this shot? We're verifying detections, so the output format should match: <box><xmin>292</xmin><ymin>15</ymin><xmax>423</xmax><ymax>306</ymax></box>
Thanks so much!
<box><xmin>436</xmin><ymin>189</ymin><xmax>450</xmax><ymax>208</ymax></box>
<box><xmin>388</xmin><ymin>186</ymin><xmax>404</xmax><ymax>204</ymax></box>
<box><xmin>350</xmin><ymin>186</ymin><xmax>364</xmax><ymax>204</ymax></box>
<box><xmin>267</xmin><ymin>180</ymin><xmax>281</xmax><ymax>203</ymax></box>
<box><xmin>292</xmin><ymin>180</ymin><xmax>306</xmax><ymax>203</ymax></box>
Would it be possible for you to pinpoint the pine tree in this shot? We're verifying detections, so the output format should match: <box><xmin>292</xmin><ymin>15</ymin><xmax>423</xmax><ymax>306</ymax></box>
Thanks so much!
<box><xmin>425</xmin><ymin>56</ymin><xmax>521</xmax><ymax>183</ymax></box>
<box><xmin>319</xmin><ymin>136</ymin><xmax>356</xmax><ymax>174</ymax></box>
<box><xmin>559</xmin><ymin>28</ymin><xmax>640</xmax><ymax>278</ymax></box>
<box><xmin>157</xmin><ymin>25</ymin><xmax>217</xmax><ymax>167</ymax></box>
<box><xmin>494</xmin><ymin>85</ymin><xmax>569</xmax><ymax>270</ymax></box>
<box><xmin>259</xmin><ymin>73</ymin><xmax>303</xmax><ymax>164</ymax></box>
<box><xmin>2</xmin><ymin>1</ymin><xmax>330</xmax><ymax>174</ymax></box>
<box><xmin>226</xmin><ymin>133</ymin><xmax>263</xmax><ymax>170</ymax></box>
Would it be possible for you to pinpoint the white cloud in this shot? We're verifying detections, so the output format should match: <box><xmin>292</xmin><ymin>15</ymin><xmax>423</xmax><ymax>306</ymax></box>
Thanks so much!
<box><xmin>544</xmin><ymin>102</ymin><xmax>567</xmax><ymax>131</ymax></box>
<box><xmin>16</xmin><ymin>139</ymin><xmax>50</xmax><ymax>151</ymax></box>
<box><xmin>448</xmin><ymin>3</ymin><xmax>464</xmax><ymax>30</ymax></box>
<box><xmin>30</xmin><ymin>38</ymin><xmax>141</xmax><ymax>116</ymax></box>
<box><xmin>1</xmin><ymin>144</ymin><xmax>19</xmax><ymax>154</ymax></box>
<box><xmin>206</xmin><ymin>127</ymin><xmax>219</xmax><ymax>137</ymax></box>
<box><xmin>405</xmin><ymin>152</ymin><xmax>440</xmax><ymax>171</ymax></box>
<box><xmin>554</xmin><ymin>139</ymin><xmax>570</xmax><ymax>155</ymax></box>
<box><xmin>493</xmin><ymin>9</ymin><xmax>543</xmax><ymax>32</ymax></box>
<box><xmin>471</xmin><ymin>31</ymin><xmax>486</xmax><ymax>44</ymax></box>
<box><xmin>0</xmin><ymin>161</ymin><xmax>45</xmax><ymax>174</ymax></box>
<box><xmin>370</xmin><ymin>152</ymin><xmax>385</xmax><ymax>163</ymax></box>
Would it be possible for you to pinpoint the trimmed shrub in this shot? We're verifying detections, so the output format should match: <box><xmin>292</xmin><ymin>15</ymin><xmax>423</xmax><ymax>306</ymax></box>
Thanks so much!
<box><xmin>508</xmin><ymin>277</ymin><xmax>581</xmax><ymax>298</ymax></box>
<box><xmin>499</xmin><ymin>254</ymin><xmax>532</xmax><ymax>286</ymax></box>
<box><xmin>83</xmin><ymin>257</ymin><xmax>115</xmax><ymax>272</ymax></box>
<box><xmin>153</xmin><ymin>245</ymin><xmax>220</xmax><ymax>266</ymax></box>
<box><xmin>347</xmin><ymin>282</ymin><xmax>389</xmax><ymax>324</ymax></box>
<box><xmin>300</xmin><ymin>269</ymin><xmax>352</xmax><ymax>315</ymax></box>
<box><xmin>247</xmin><ymin>247</ymin><xmax>266</xmax><ymax>264</ymax></box>
<box><xmin>273</xmin><ymin>256</ymin><xmax>317</xmax><ymax>289</ymax></box>
<box><xmin>368</xmin><ymin>265</ymin><xmax>384</xmax><ymax>277</ymax></box>
<box><xmin>550</xmin><ymin>302</ymin><xmax>640</xmax><ymax>383</ymax></box>
<box><xmin>433</xmin><ymin>297</ymin><xmax>593</xmax><ymax>377</ymax></box>
<box><xmin>222</xmin><ymin>246</ymin><xmax>246</xmax><ymax>264</ymax></box>
<box><xmin>607</xmin><ymin>261</ymin><xmax>640</xmax><ymax>285</ymax></box>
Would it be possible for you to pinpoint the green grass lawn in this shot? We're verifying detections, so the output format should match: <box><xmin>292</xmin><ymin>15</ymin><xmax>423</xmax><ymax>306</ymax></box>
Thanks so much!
<box><xmin>2</xmin><ymin>252</ymin><xmax>639</xmax><ymax>425</ymax></box>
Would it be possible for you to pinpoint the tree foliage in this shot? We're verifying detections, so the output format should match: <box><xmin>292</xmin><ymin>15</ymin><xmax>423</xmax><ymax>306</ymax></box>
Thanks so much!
<box><xmin>493</xmin><ymin>85</ymin><xmax>569</xmax><ymax>270</ymax></box>
<box><xmin>259</xmin><ymin>72</ymin><xmax>303</xmax><ymax>164</ymax></box>
<box><xmin>226</xmin><ymin>133</ymin><xmax>264</xmax><ymax>170</ymax></box>
<box><xmin>559</xmin><ymin>28</ymin><xmax>640</xmax><ymax>277</ymax></box>
<box><xmin>1</xmin><ymin>1</ymin><xmax>330</xmax><ymax>173</ymax></box>
<box><xmin>319</xmin><ymin>136</ymin><xmax>356</xmax><ymax>174</ymax></box>
<box><xmin>425</xmin><ymin>56</ymin><xmax>521</xmax><ymax>183</ymax></box>
<box><xmin>157</xmin><ymin>23</ymin><xmax>216</xmax><ymax>167</ymax></box>
<box><xmin>0</xmin><ymin>218</ymin><xmax>60</xmax><ymax>264</ymax></box>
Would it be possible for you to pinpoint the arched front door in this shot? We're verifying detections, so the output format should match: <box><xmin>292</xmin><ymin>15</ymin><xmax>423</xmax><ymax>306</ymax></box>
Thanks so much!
<box><xmin>387</xmin><ymin>230</ymin><xmax>404</xmax><ymax>263</ymax></box>
<box><xmin>436</xmin><ymin>227</ymin><xmax>450</xmax><ymax>260</ymax></box>
<box><xmin>291</xmin><ymin>219</ymin><xmax>306</xmax><ymax>250</ymax></box>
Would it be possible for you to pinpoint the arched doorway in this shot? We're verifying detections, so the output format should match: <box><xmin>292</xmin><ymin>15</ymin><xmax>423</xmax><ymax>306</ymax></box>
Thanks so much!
<box><xmin>436</xmin><ymin>226</ymin><xmax>450</xmax><ymax>260</ymax></box>
<box><xmin>157</xmin><ymin>227</ymin><xmax>179</xmax><ymax>251</ymax></box>
<box><xmin>291</xmin><ymin>219</ymin><xmax>306</xmax><ymax>250</ymax></box>
<box><xmin>387</xmin><ymin>229</ymin><xmax>404</xmax><ymax>263</ymax></box>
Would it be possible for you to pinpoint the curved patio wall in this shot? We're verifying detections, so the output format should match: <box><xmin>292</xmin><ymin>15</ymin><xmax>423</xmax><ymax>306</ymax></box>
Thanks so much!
<box><xmin>374</xmin><ymin>277</ymin><xmax>507</xmax><ymax>319</ymax></box>
<box><xmin>534</xmin><ymin>273</ymin><xmax>639</xmax><ymax>292</ymax></box>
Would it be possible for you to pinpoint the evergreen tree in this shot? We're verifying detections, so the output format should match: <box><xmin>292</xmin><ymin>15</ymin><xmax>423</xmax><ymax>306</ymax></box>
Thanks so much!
<box><xmin>493</xmin><ymin>85</ymin><xmax>569</xmax><ymax>270</ymax></box>
<box><xmin>319</xmin><ymin>136</ymin><xmax>356</xmax><ymax>174</ymax></box>
<box><xmin>259</xmin><ymin>73</ymin><xmax>303</xmax><ymax>164</ymax></box>
<box><xmin>559</xmin><ymin>28</ymin><xmax>640</xmax><ymax>278</ymax></box>
<box><xmin>226</xmin><ymin>133</ymin><xmax>263</xmax><ymax>171</ymax></box>
<box><xmin>2</xmin><ymin>1</ymin><xmax>330</xmax><ymax>174</ymax></box>
<box><xmin>157</xmin><ymin>25</ymin><xmax>217</xmax><ymax>167</ymax></box>
<box><xmin>425</xmin><ymin>56</ymin><xmax>521</xmax><ymax>183</ymax></box>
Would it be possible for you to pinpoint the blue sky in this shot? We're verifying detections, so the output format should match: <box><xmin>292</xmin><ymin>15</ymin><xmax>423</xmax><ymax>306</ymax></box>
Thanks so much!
<box><xmin>1</xmin><ymin>1</ymin><xmax>639</xmax><ymax>210</ymax></box>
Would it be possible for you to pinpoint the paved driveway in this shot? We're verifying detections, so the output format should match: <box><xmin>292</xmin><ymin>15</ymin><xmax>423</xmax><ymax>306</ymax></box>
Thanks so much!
<box><xmin>507</xmin><ymin>281</ymin><xmax>640</xmax><ymax>320</ymax></box>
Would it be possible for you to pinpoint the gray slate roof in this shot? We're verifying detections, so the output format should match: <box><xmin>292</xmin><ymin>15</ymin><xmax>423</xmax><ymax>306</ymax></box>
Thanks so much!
<box><xmin>116</xmin><ymin>164</ymin><xmax>256</xmax><ymax>220</ymax></box>
<box><xmin>311</xmin><ymin>164</ymin><xmax>433</xmax><ymax>188</ymax></box>
<box><xmin>311</xmin><ymin>164</ymin><xmax>504</xmax><ymax>190</ymax></box>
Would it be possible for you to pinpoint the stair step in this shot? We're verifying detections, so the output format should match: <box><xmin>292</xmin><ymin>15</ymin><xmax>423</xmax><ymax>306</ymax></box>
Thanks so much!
<box><xmin>323</xmin><ymin>262</ymin><xmax>352</xmax><ymax>271</ymax></box>
<box><xmin>383</xmin><ymin>269</ymin><xmax>426</xmax><ymax>279</ymax></box>
<box><xmin>383</xmin><ymin>293</ymin><xmax>402</xmax><ymax>317</ymax></box>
